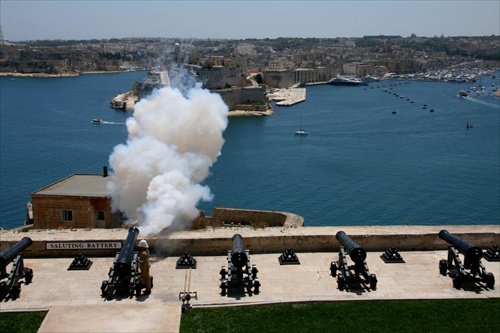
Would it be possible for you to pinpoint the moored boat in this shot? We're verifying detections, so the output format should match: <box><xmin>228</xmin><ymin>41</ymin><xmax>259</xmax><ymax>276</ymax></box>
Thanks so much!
<box><xmin>327</xmin><ymin>75</ymin><xmax>362</xmax><ymax>86</ymax></box>
<box><xmin>361</xmin><ymin>75</ymin><xmax>380</xmax><ymax>85</ymax></box>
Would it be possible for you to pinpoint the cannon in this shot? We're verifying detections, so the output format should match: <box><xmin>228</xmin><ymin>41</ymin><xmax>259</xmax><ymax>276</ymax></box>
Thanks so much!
<box><xmin>438</xmin><ymin>230</ymin><xmax>495</xmax><ymax>289</ymax></box>
<box><xmin>219</xmin><ymin>234</ymin><xmax>260</xmax><ymax>296</ymax></box>
<box><xmin>0</xmin><ymin>237</ymin><xmax>33</xmax><ymax>299</ymax></box>
<box><xmin>101</xmin><ymin>227</ymin><xmax>141</xmax><ymax>300</ymax></box>
<box><xmin>330</xmin><ymin>231</ymin><xmax>377</xmax><ymax>290</ymax></box>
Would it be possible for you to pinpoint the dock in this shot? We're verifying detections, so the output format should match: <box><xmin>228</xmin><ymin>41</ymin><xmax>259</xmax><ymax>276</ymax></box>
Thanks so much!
<box><xmin>267</xmin><ymin>88</ymin><xmax>306</xmax><ymax>106</ymax></box>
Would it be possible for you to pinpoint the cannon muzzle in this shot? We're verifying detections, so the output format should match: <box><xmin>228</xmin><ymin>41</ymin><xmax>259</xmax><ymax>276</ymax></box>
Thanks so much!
<box><xmin>231</xmin><ymin>234</ymin><xmax>248</xmax><ymax>268</ymax></box>
<box><xmin>439</xmin><ymin>230</ymin><xmax>482</xmax><ymax>264</ymax></box>
<box><xmin>0</xmin><ymin>237</ymin><xmax>32</xmax><ymax>273</ymax></box>
<box><xmin>115</xmin><ymin>227</ymin><xmax>140</xmax><ymax>276</ymax></box>
<box><xmin>336</xmin><ymin>231</ymin><xmax>366</xmax><ymax>263</ymax></box>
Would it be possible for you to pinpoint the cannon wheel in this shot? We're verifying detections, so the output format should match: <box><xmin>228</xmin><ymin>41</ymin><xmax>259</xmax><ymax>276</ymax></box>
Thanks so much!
<box><xmin>220</xmin><ymin>280</ymin><xmax>227</xmax><ymax>296</ymax></box>
<box><xmin>369</xmin><ymin>274</ymin><xmax>377</xmax><ymax>290</ymax></box>
<box><xmin>135</xmin><ymin>284</ymin><xmax>142</xmax><ymax>297</ymax></box>
<box><xmin>11</xmin><ymin>284</ymin><xmax>21</xmax><ymax>299</ymax></box>
<box><xmin>484</xmin><ymin>273</ymin><xmax>495</xmax><ymax>289</ymax></box>
<box><xmin>330</xmin><ymin>262</ymin><xmax>338</xmax><ymax>277</ymax></box>
<box><xmin>452</xmin><ymin>274</ymin><xmax>461</xmax><ymax>289</ymax></box>
<box><xmin>106</xmin><ymin>285</ymin><xmax>114</xmax><ymax>300</ymax></box>
<box><xmin>337</xmin><ymin>274</ymin><xmax>345</xmax><ymax>290</ymax></box>
<box><xmin>24</xmin><ymin>268</ymin><xmax>34</xmax><ymax>284</ymax></box>
<box><xmin>254</xmin><ymin>279</ymin><xmax>261</xmax><ymax>294</ymax></box>
<box><xmin>439</xmin><ymin>260</ymin><xmax>448</xmax><ymax>275</ymax></box>
<box><xmin>100</xmin><ymin>281</ymin><xmax>108</xmax><ymax>297</ymax></box>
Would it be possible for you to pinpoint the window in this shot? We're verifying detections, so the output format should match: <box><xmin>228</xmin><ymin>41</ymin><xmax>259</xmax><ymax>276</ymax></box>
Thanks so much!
<box><xmin>61</xmin><ymin>210</ymin><xmax>73</xmax><ymax>222</ymax></box>
<box><xmin>96</xmin><ymin>210</ymin><xmax>105</xmax><ymax>221</ymax></box>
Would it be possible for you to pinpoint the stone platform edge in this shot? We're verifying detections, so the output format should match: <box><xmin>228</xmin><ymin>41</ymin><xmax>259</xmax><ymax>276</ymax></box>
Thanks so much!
<box><xmin>1</xmin><ymin>225</ymin><xmax>498</xmax><ymax>258</ymax></box>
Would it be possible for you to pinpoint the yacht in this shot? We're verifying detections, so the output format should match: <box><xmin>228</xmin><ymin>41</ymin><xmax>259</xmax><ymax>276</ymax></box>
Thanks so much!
<box><xmin>327</xmin><ymin>75</ymin><xmax>362</xmax><ymax>86</ymax></box>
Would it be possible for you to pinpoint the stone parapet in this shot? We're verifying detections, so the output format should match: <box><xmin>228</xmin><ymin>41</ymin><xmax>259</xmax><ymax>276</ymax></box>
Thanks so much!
<box><xmin>1</xmin><ymin>225</ymin><xmax>498</xmax><ymax>258</ymax></box>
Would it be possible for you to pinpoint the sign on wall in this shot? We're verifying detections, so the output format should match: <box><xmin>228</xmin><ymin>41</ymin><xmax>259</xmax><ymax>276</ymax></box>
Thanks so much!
<box><xmin>46</xmin><ymin>241</ymin><xmax>122</xmax><ymax>250</ymax></box>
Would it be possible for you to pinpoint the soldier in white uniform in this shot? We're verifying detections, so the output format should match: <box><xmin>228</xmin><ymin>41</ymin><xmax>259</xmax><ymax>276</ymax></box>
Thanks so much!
<box><xmin>138</xmin><ymin>239</ymin><xmax>151</xmax><ymax>295</ymax></box>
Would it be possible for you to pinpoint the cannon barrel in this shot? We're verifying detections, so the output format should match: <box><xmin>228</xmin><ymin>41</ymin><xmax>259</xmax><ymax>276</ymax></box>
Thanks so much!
<box><xmin>231</xmin><ymin>234</ymin><xmax>248</xmax><ymax>268</ymax></box>
<box><xmin>336</xmin><ymin>231</ymin><xmax>366</xmax><ymax>263</ymax></box>
<box><xmin>0</xmin><ymin>237</ymin><xmax>32</xmax><ymax>272</ymax></box>
<box><xmin>115</xmin><ymin>227</ymin><xmax>140</xmax><ymax>276</ymax></box>
<box><xmin>439</xmin><ymin>230</ymin><xmax>482</xmax><ymax>263</ymax></box>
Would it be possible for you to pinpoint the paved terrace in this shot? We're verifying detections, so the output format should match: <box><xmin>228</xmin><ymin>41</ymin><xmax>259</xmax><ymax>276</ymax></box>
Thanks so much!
<box><xmin>0</xmin><ymin>225</ymin><xmax>499</xmax><ymax>333</ymax></box>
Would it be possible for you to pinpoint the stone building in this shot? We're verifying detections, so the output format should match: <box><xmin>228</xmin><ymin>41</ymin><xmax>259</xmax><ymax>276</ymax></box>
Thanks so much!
<box><xmin>30</xmin><ymin>168</ymin><xmax>121</xmax><ymax>229</ymax></box>
<box><xmin>262</xmin><ymin>69</ymin><xmax>295</xmax><ymax>88</ymax></box>
<box><xmin>293</xmin><ymin>67</ymin><xmax>331</xmax><ymax>84</ymax></box>
<box><xmin>215</xmin><ymin>86</ymin><xmax>268</xmax><ymax>110</ymax></box>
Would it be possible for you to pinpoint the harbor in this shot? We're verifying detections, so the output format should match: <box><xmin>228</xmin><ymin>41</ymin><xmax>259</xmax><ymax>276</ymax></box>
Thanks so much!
<box><xmin>1</xmin><ymin>72</ymin><xmax>499</xmax><ymax>231</ymax></box>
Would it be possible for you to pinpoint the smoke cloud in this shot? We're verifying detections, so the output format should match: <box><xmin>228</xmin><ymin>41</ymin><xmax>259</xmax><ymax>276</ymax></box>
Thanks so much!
<box><xmin>108</xmin><ymin>75</ymin><xmax>228</xmax><ymax>236</ymax></box>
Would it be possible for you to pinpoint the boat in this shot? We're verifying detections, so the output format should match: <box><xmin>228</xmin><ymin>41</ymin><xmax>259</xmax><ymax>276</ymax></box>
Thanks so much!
<box><xmin>458</xmin><ymin>90</ymin><xmax>468</xmax><ymax>98</ymax></box>
<box><xmin>327</xmin><ymin>75</ymin><xmax>362</xmax><ymax>86</ymax></box>
<box><xmin>361</xmin><ymin>75</ymin><xmax>380</xmax><ymax>85</ymax></box>
<box><xmin>295</xmin><ymin>116</ymin><xmax>308</xmax><ymax>136</ymax></box>
<box><xmin>91</xmin><ymin>118</ymin><xmax>104</xmax><ymax>124</ymax></box>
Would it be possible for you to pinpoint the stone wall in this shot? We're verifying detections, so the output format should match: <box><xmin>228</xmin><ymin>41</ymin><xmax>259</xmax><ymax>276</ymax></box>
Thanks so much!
<box><xmin>262</xmin><ymin>70</ymin><xmax>295</xmax><ymax>88</ymax></box>
<box><xmin>1</xmin><ymin>225</ymin><xmax>498</xmax><ymax>258</ymax></box>
<box><xmin>195</xmin><ymin>67</ymin><xmax>245</xmax><ymax>89</ymax></box>
<box><xmin>216</xmin><ymin>87</ymin><xmax>267</xmax><ymax>110</ymax></box>
<box><xmin>213</xmin><ymin>207</ymin><xmax>287</xmax><ymax>227</ymax></box>
<box><xmin>31</xmin><ymin>196</ymin><xmax>117</xmax><ymax>229</ymax></box>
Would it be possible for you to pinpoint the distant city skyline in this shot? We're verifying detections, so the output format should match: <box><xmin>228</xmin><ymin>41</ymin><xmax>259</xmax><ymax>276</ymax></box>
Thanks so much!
<box><xmin>2</xmin><ymin>0</ymin><xmax>499</xmax><ymax>41</ymax></box>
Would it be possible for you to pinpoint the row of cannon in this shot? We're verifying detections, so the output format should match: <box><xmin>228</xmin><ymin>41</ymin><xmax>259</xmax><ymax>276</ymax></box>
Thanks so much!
<box><xmin>0</xmin><ymin>228</ymin><xmax>497</xmax><ymax>300</ymax></box>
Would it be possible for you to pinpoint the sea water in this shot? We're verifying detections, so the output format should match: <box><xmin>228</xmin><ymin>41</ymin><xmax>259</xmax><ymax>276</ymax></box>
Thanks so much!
<box><xmin>1</xmin><ymin>72</ymin><xmax>499</xmax><ymax>229</ymax></box>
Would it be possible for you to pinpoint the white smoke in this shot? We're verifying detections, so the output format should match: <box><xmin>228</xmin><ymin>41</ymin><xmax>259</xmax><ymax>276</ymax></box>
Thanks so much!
<box><xmin>108</xmin><ymin>78</ymin><xmax>228</xmax><ymax>235</ymax></box>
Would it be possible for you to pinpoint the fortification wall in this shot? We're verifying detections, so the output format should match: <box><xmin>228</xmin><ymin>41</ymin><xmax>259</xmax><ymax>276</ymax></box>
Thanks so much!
<box><xmin>1</xmin><ymin>225</ymin><xmax>498</xmax><ymax>258</ymax></box>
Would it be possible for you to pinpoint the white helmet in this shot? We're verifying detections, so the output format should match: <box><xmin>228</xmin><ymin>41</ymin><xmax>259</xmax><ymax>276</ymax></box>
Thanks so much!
<box><xmin>138</xmin><ymin>240</ymin><xmax>149</xmax><ymax>248</ymax></box>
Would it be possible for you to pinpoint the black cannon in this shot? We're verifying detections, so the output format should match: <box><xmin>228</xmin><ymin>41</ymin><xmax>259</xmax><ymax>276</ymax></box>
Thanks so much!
<box><xmin>0</xmin><ymin>237</ymin><xmax>33</xmax><ymax>299</ymax></box>
<box><xmin>438</xmin><ymin>230</ymin><xmax>495</xmax><ymax>289</ymax></box>
<box><xmin>330</xmin><ymin>231</ymin><xmax>377</xmax><ymax>290</ymax></box>
<box><xmin>219</xmin><ymin>234</ymin><xmax>260</xmax><ymax>296</ymax></box>
<box><xmin>101</xmin><ymin>227</ymin><xmax>141</xmax><ymax>300</ymax></box>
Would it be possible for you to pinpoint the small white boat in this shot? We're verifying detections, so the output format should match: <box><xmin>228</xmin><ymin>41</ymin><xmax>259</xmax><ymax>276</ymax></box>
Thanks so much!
<box><xmin>295</xmin><ymin>129</ymin><xmax>308</xmax><ymax>136</ymax></box>
<box><xmin>91</xmin><ymin>118</ymin><xmax>104</xmax><ymax>124</ymax></box>
<box><xmin>295</xmin><ymin>116</ymin><xmax>308</xmax><ymax>136</ymax></box>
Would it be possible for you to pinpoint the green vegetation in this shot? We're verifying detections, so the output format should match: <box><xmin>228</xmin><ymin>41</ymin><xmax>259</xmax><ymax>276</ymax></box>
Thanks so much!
<box><xmin>0</xmin><ymin>311</ymin><xmax>47</xmax><ymax>333</ymax></box>
<box><xmin>181</xmin><ymin>299</ymin><xmax>500</xmax><ymax>333</ymax></box>
<box><xmin>254</xmin><ymin>73</ymin><xmax>264</xmax><ymax>85</ymax></box>
<box><xmin>2</xmin><ymin>299</ymin><xmax>498</xmax><ymax>333</ymax></box>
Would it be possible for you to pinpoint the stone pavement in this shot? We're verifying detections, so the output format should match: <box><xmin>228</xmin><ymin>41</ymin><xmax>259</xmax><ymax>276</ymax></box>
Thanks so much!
<box><xmin>0</xmin><ymin>250</ymin><xmax>499</xmax><ymax>332</ymax></box>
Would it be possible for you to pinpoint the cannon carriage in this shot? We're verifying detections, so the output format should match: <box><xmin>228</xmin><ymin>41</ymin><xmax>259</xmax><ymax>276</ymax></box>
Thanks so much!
<box><xmin>0</xmin><ymin>237</ymin><xmax>34</xmax><ymax>299</ymax></box>
<box><xmin>219</xmin><ymin>234</ymin><xmax>260</xmax><ymax>296</ymax></box>
<box><xmin>330</xmin><ymin>231</ymin><xmax>377</xmax><ymax>290</ymax></box>
<box><xmin>438</xmin><ymin>230</ymin><xmax>495</xmax><ymax>289</ymax></box>
<box><xmin>101</xmin><ymin>227</ymin><xmax>141</xmax><ymax>300</ymax></box>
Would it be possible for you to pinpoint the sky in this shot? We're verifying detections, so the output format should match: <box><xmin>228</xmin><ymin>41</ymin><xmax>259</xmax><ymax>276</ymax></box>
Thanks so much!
<box><xmin>1</xmin><ymin>0</ymin><xmax>499</xmax><ymax>41</ymax></box>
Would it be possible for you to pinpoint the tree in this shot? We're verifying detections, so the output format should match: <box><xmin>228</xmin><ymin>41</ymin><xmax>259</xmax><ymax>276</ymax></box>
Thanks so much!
<box><xmin>255</xmin><ymin>73</ymin><xmax>263</xmax><ymax>85</ymax></box>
